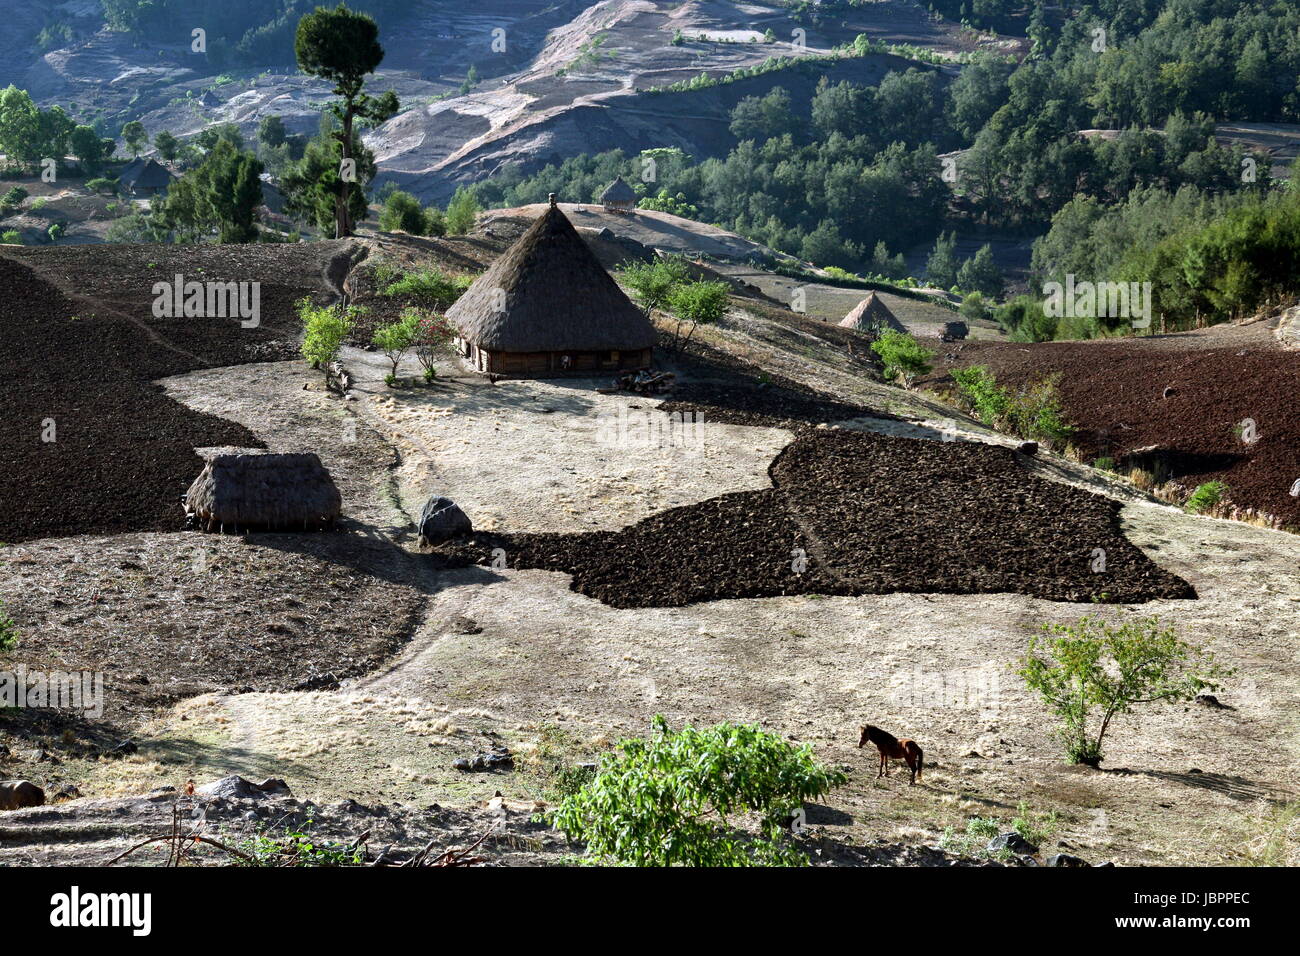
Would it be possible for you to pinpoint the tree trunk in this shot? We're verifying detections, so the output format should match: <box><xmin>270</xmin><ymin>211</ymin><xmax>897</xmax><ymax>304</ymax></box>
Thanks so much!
<box><xmin>337</xmin><ymin>105</ymin><xmax>356</xmax><ymax>239</ymax></box>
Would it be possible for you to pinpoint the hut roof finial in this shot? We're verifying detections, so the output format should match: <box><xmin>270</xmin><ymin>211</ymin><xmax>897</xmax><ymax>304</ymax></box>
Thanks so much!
<box><xmin>548</xmin><ymin>192</ymin><xmax>557</xmax><ymax>208</ymax></box>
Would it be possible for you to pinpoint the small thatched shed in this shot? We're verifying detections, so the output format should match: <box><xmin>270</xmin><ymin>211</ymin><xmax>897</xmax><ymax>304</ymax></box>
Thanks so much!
<box><xmin>184</xmin><ymin>453</ymin><xmax>342</xmax><ymax>533</ymax></box>
<box><xmin>119</xmin><ymin>158</ymin><xmax>175</xmax><ymax>197</ymax></box>
<box><xmin>838</xmin><ymin>293</ymin><xmax>905</xmax><ymax>334</ymax></box>
<box><xmin>940</xmin><ymin>320</ymin><xmax>969</xmax><ymax>341</ymax></box>
<box><xmin>599</xmin><ymin>176</ymin><xmax>637</xmax><ymax>213</ymax></box>
<box><xmin>446</xmin><ymin>195</ymin><xmax>657</xmax><ymax>377</ymax></box>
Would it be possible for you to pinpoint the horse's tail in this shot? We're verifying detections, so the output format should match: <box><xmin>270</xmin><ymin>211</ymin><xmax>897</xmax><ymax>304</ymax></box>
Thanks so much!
<box><xmin>914</xmin><ymin>745</ymin><xmax>923</xmax><ymax>781</ymax></box>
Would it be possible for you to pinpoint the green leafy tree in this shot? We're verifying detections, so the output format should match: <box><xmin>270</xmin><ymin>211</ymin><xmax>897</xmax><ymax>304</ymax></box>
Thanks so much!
<box><xmin>870</xmin><ymin>330</ymin><xmax>933</xmax><ymax>384</ymax></box>
<box><xmin>281</xmin><ymin>116</ymin><xmax>376</xmax><ymax>234</ymax></box>
<box><xmin>1019</xmin><ymin>616</ymin><xmax>1231</xmax><ymax>766</ymax></box>
<box><xmin>443</xmin><ymin>186</ymin><xmax>479</xmax><ymax>235</ymax></box>
<box><xmin>619</xmin><ymin>255</ymin><xmax>693</xmax><ymax>317</ymax></box>
<box><xmin>379</xmin><ymin>189</ymin><xmax>434</xmax><ymax>235</ymax></box>
<box><xmin>925</xmin><ymin>232</ymin><xmax>960</xmax><ymax>289</ymax></box>
<box><xmin>258</xmin><ymin>114</ymin><xmax>287</xmax><ymax>149</ymax></box>
<box><xmin>665</xmin><ymin>278</ymin><xmax>729</xmax><ymax>351</ymax></box>
<box><xmin>299</xmin><ymin>297</ymin><xmax>359</xmax><ymax>368</ymax></box>
<box><xmin>372</xmin><ymin>309</ymin><xmax>422</xmax><ymax>381</ymax></box>
<box><xmin>121</xmin><ymin>120</ymin><xmax>147</xmax><ymax>157</ymax></box>
<box><xmin>957</xmin><ymin>243</ymin><xmax>1004</xmax><ymax>298</ymax></box>
<box><xmin>69</xmin><ymin>125</ymin><xmax>108</xmax><ymax>173</ymax></box>
<box><xmin>154</xmin><ymin>130</ymin><xmax>180</xmax><ymax>162</ymax></box>
<box><xmin>0</xmin><ymin>86</ymin><xmax>42</xmax><ymax>163</ymax></box>
<box><xmin>157</xmin><ymin>139</ymin><xmax>263</xmax><ymax>243</ymax></box>
<box><xmin>294</xmin><ymin>3</ymin><xmax>399</xmax><ymax>237</ymax></box>
<box><xmin>549</xmin><ymin>716</ymin><xmax>847</xmax><ymax>866</ymax></box>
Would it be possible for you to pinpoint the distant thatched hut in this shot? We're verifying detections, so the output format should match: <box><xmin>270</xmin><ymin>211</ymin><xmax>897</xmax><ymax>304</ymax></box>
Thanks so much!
<box><xmin>599</xmin><ymin>176</ymin><xmax>637</xmax><ymax>213</ymax></box>
<box><xmin>446</xmin><ymin>195</ymin><xmax>657</xmax><ymax>377</ymax></box>
<box><xmin>119</xmin><ymin>158</ymin><xmax>175</xmax><ymax>197</ymax></box>
<box><xmin>940</xmin><ymin>320</ymin><xmax>969</xmax><ymax>341</ymax></box>
<box><xmin>838</xmin><ymin>293</ymin><xmax>905</xmax><ymax>334</ymax></box>
<box><xmin>184</xmin><ymin>453</ymin><xmax>342</xmax><ymax>533</ymax></box>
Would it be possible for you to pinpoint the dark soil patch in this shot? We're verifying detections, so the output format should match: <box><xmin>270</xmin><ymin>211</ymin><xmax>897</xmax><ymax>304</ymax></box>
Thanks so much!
<box><xmin>437</xmin><ymin>428</ymin><xmax>1195</xmax><ymax>608</ymax></box>
<box><xmin>0</xmin><ymin>244</ymin><xmax>345</xmax><ymax>543</ymax></box>
<box><xmin>921</xmin><ymin>340</ymin><xmax>1300</xmax><ymax>527</ymax></box>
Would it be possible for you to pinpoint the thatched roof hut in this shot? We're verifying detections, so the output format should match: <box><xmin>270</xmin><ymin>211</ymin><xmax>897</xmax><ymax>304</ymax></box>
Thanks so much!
<box><xmin>599</xmin><ymin>176</ymin><xmax>637</xmax><ymax>212</ymax></box>
<box><xmin>184</xmin><ymin>453</ymin><xmax>341</xmax><ymax>533</ymax></box>
<box><xmin>838</xmin><ymin>293</ymin><xmax>905</xmax><ymax>334</ymax></box>
<box><xmin>446</xmin><ymin>195</ymin><xmax>657</xmax><ymax>377</ymax></box>
<box><xmin>119</xmin><ymin>158</ymin><xmax>175</xmax><ymax>197</ymax></box>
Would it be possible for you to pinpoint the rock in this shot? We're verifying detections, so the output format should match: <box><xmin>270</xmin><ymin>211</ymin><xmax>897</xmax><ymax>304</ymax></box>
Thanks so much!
<box><xmin>1195</xmin><ymin>693</ymin><xmax>1231</xmax><ymax>710</ymax></box>
<box><xmin>1046</xmin><ymin>853</ymin><xmax>1089</xmax><ymax>867</ymax></box>
<box><xmin>417</xmin><ymin>496</ymin><xmax>473</xmax><ymax>546</ymax></box>
<box><xmin>0</xmin><ymin>744</ymin><xmax>9</xmax><ymax>759</ymax></box>
<box><xmin>1017</xmin><ymin>441</ymin><xmax>1039</xmax><ymax>456</ymax></box>
<box><xmin>52</xmin><ymin>784</ymin><xmax>81</xmax><ymax>802</ymax></box>
<box><xmin>196</xmin><ymin>775</ymin><xmax>292</xmax><ymax>800</ymax></box>
<box><xmin>988</xmin><ymin>832</ymin><xmax>1038</xmax><ymax>855</ymax></box>
<box><xmin>448</xmin><ymin>615</ymin><xmax>483</xmax><ymax>635</ymax></box>
<box><xmin>1092</xmin><ymin>861</ymin><xmax>1116</xmax><ymax>867</ymax></box>
<box><xmin>453</xmin><ymin>745</ymin><xmax>514</xmax><ymax>772</ymax></box>
<box><xmin>0</xmin><ymin>780</ymin><xmax>46</xmax><ymax>811</ymax></box>
<box><xmin>103</xmin><ymin>740</ymin><xmax>137</xmax><ymax>759</ymax></box>
<box><xmin>1162</xmin><ymin>386</ymin><xmax>1176</xmax><ymax>399</ymax></box>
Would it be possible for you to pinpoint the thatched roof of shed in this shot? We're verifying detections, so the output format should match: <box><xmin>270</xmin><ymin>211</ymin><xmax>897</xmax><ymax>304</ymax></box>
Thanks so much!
<box><xmin>185</xmin><ymin>453</ymin><xmax>341</xmax><ymax>531</ymax></box>
<box><xmin>446</xmin><ymin>198</ymin><xmax>656</xmax><ymax>352</ymax></box>
<box><xmin>120</xmin><ymin>158</ymin><xmax>174</xmax><ymax>190</ymax></box>
<box><xmin>600</xmin><ymin>176</ymin><xmax>637</xmax><ymax>204</ymax></box>
<box><xmin>838</xmin><ymin>293</ymin><xmax>905</xmax><ymax>333</ymax></box>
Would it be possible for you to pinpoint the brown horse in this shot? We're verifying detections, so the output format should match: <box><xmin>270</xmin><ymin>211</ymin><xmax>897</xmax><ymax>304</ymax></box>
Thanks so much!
<box><xmin>858</xmin><ymin>725</ymin><xmax>923</xmax><ymax>785</ymax></box>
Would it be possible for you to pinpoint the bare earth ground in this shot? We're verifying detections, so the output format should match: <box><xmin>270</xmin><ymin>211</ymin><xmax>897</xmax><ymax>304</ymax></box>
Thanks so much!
<box><xmin>1</xmin><ymin>237</ymin><xmax>1297</xmax><ymax>866</ymax></box>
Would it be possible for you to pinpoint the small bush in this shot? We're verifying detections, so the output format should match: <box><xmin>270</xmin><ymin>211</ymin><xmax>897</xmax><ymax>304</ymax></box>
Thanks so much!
<box><xmin>410</xmin><ymin>309</ymin><xmax>456</xmax><ymax>379</ymax></box>
<box><xmin>1185</xmin><ymin>481</ymin><xmax>1229</xmax><ymax>515</ymax></box>
<box><xmin>549</xmin><ymin>715</ymin><xmax>847</xmax><ymax>866</ymax></box>
<box><xmin>1</xmin><ymin>186</ymin><xmax>28</xmax><ymax>207</ymax></box>
<box><xmin>951</xmin><ymin>365</ymin><xmax>1074</xmax><ymax>446</ymax></box>
<box><xmin>871</xmin><ymin>330</ymin><xmax>933</xmax><ymax>383</ymax></box>
<box><xmin>378</xmin><ymin>190</ymin><xmax>445</xmax><ymax>236</ymax></box>
<box><xmin>380</xmin><ymin>268</ymin><xmax>474</xmax><ymax>309</ymax></box>
<box><xmin>373</xmin><ymin>310</ymin><xmax>423</xmax><ymax>380</ymax></box>
<box><xmin>1018</xmin><ymin>616</ymin><xmax>1231</xmax><ymax>766</ymax></box>
<box><xmin>0</xmin><ymin>230</ymin><xmax>21</xmax><ymax>245</ymax></box>
<box><xmin>0</xmin><ymin>599</ymin><xmax>17</xmax><ymax>651</ymax></box>
<box><xmin>299</xmin><ymin>297</ymin><xmax>358</xmax><ymax>368</ymax></box>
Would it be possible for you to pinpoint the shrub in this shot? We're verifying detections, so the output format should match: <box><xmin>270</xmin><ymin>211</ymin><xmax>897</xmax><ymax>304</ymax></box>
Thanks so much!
<box><xmin>299</xmin><ymin>297</ymin><xmax>358</xmax><ymax>368</ymax></box>
<box><xmin>378</xmin><ymin>189</ymin><xmax>444</xmax><ymax>236</ymax></box>
<box><xmin>0</xmin><ymin>231</ymin><xmax>21</xmax><ymax>245</ymax></box>
<box><xmin>48</xmin><ymin>223</ymin><xmax>64</xmax><ymax>241</ymax></box>
<box><xmin>871</xmin><ymin>330</ymin><xmax>933</xmax><ymax>383</ymax></box>
<box><xmin>410</xmin><ymin>309</ymin><xmax>456</xmax><ymax>381</ymax></box>
<box><xmin>549</xmin><ymin>715</ymin><xmax>847</xmax><ymax>866</ymax></box>
<box><xmin>1018</xmin><ymin>616</ymin><xmax>1231</xmax><ymax>766</ymax></box>
<box><xmin>1185</xmin><ymin>480</ymin><xmax>1229</xmax><ymax>515</ymax></box>
<box><xmin>372</xmin><ymin>310</ymin><xmax>423</xmax><ymax>380</ymax></box>
<box><xmin>1</xmin><ymin>186</ymin><xmax>28</xmax><ymax>207</ymax></box>
<box><xmin>380</xmin><ymin>268</ymin><xmax>474</xmax><ymax>309</ymax></box>
<box><xmin>951</xmin><ymin>365</ymin><xmax>1074</xmax><ymax>446</ymax></box>
<box><xmin>0</xmin><ymin>599</ymin><xmax>17</xmax><ymax>652</ymax></box>
<box><xmin>86</xmin><ymin>177</ymin><xmax>118</xmax><ymax>195</ymax></box>
<box><xmin>665</xmin><ymin>278</ymin><xmax>729</xmax><ymax>350</ymax></box>
<box><xmin>619</xmin><ymin>255</ymin><xmax>693</xmax><ymax>316</ymax></box>
<box><xmin>444</xmin><ymin>186</ymin><xmax>479</xmax><ymax>235</ymax></box>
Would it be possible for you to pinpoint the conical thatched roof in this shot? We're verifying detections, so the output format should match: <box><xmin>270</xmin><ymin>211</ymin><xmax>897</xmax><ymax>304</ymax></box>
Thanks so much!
<box><xmin>838</xmin><ymin>293</ymin><xmax>905</xmax><ymax>333</ymax></box>
<box><xmin>446</xmin><ymin>199</ymin><xmax>656</xmax><ymax>352</ymax></box>
<box><xmin>600</xmin><ymin>176</ymin><xmax>637</xmax><ymax>204</ymax></box>
<box><xmin>184</xmin><ymin>453</ymin><xmax>341</xmax><ymax>532</ymax></box>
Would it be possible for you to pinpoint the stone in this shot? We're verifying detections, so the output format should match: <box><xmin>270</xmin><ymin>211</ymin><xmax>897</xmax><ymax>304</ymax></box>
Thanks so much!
<box><xmin>988</xmin><ymin>831</ymin><xmax>1038</xmax><ymax>855</ymax></box>
<box><xmin>453</xmin><ymin>745</ymin><xmax>514</xmax><ymax>772</ymax></box>
<box><xmin>417</xmin><ymin>496</ymin><xmax>473</xmax><ymax>546</ymax></box>
<box><xmin>1046</xmin><ymin>853</ymin><xmax>1089</xmax><ymax>867</ymax></box>
<box><xmin>1017</xmin><ymin>441</ymin><xmax>1039</xmax><ymax>456</ymax></box>
<box><xmin>0</xmin><ymin>780</ymin><xmax>46</xmax><ymax>811</ymax></box>
<box><xmin>196</xmin><ymin>775</ymin><xmax>292</xmax><ymax>800</ymax></box>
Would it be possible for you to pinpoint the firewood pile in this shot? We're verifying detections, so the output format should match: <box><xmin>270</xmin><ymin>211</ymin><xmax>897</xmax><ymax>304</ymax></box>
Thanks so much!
<box><xmin>598</xmin><ymin>369</ymin><xmax>676</xmax><ymax>395</ymax></box>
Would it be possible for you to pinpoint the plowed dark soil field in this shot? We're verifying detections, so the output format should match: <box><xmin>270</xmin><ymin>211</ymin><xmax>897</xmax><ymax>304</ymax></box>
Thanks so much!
<box><xmin>0</xmin><ymin>245</ymin><xmax>345</xmax><ymax>543</ymax></box>
<box><xmin>921</xmin><ymin>337</ymin><xmax>1300</xmax><ymax>527</ymax></box>
<box><xmin>439</xmin><ymin>428</ymin><xmax>1194</xmax><ymax>607</ymax></box>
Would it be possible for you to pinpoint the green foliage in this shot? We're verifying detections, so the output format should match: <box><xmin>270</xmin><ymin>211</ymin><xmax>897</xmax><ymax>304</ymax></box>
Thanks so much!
<box><xmin>950</xmin><ymin>365</ymin><xmax>1074</xmax><ymax>446</ymax></box>
<box><xmin>121</xmin><ymin>120</ymin><xmax>147</xmax><ymax>156</ymax></box>
<box><xmin>0</xmin><ymin>86</ymin><xmax>73</xmax><ymax>165</ymax></box>
<box><xmin>156</xmin><ymin>139</ymin><xmax>263</xmax><ymax>243</ymax></box>
<box><xmin>379</xmin><ymin>267</ymin><xmax>473</xmax><ymax>309</ymax></box>
<box><xmin>925</xmin><ymin>232</ymin><xmax>960</xmax><ymax>289</ymax></box>
<box><xmin>281</xmin><ymin>116</ymin><xmax>376</xmax><ymax>235</ymax></box>
<box><xmin>619</xmin><ymin>256</ymin><xmax>693</xmax><ymax>316</ymax></box>
<box><xmin>444</xmin><ymin>186</ymin><xmax>480</xmax><ymax>235</ymax></box>
<box><xmin>871</xmin><ymin>330</ymin><xmax>933</xmax><ymax>383</ymax></box>
<box><xmin>378</xmin><ymin>189</ymin><xmax>443</xmax><ymax>236</ymax></box>
<box><xmin>298</xmin><ymin>297</ymin><xmax>358</xmax><ymax>368</ymax></box>
<box><xmin>1185</xmin><ymin>481</ymin><xmax>1229</xmax><ymax>515</ymax></box>
<box><xmin>294</xmin><ymin>3</ymin><xmax>399</xmax><ymax>237</ymax></box>
<box><xmin>372</xmin><ymin>309</ymin><xmax>423</xmax><ymax>379</ymax></box>
<box><xmin>548</xmin><ymin>715</ymin><xmax>847</xmax><ymax>866</ymax></box>
<box><xmin>957</xmin><ymin>244</ymin><xmax>1004</xmax><ymax>299</ymax></box>
<box><xmin>0</xmin><ymin>599</ymin><xmax>18</xmax><ymax>651</ymax></box>
<box><xmin>232</xmin><ymin>816</ymin><xmax>362</xmax><ymax>867</ymax></box>
<box><xmin>1</xmin><ymin>231</ymin><xmax>21</xmax><ymax>245</ymax></box>
<box><xmin>409</xmin><ymin>309</ymin><xmax>456</xmax><ymax>379</ymax></box>
<box><xmin>1018</xmin><ymin>616</ymin><xmax>1232</xmax><ymax>766</ymax></box>
<box><xmin>153</xmin><ymin>130</ymin><xmax>180</xmax><ymax>162</ymax></box>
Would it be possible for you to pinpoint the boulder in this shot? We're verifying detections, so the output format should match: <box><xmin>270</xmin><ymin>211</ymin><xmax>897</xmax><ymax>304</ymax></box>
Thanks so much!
<box><xmin>452</xmin><ymin>745</ymin><xmax>514</xmax><ymax>772</ymax></box>
<box><xmin>1017</xmin><ymin>441</ymin><xmax>1039</xmax><ymax>456</ymax></box>
<box><xmin>988</xmin><ymin>831</ymin><xmax>1038</xmax><ymax>855</ymax></box>
<box><xmin>1046</xmin><ymin>853</ymin><xmax>1089</xmax><ymax>867</ymax></box>
<box><xmin>195</xmin><ymin>775</ymin><xmax>291</xmax><ymax>800</ymax></box>
<box><xmin>418</xmin><ymin>496</ymin><xmax>473</xmax><ymax>546</ymax></box>
<box><xmin>0</xmin><ymin>780</ymin><xmax>46</xmax><ymax>811</ymax></box>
